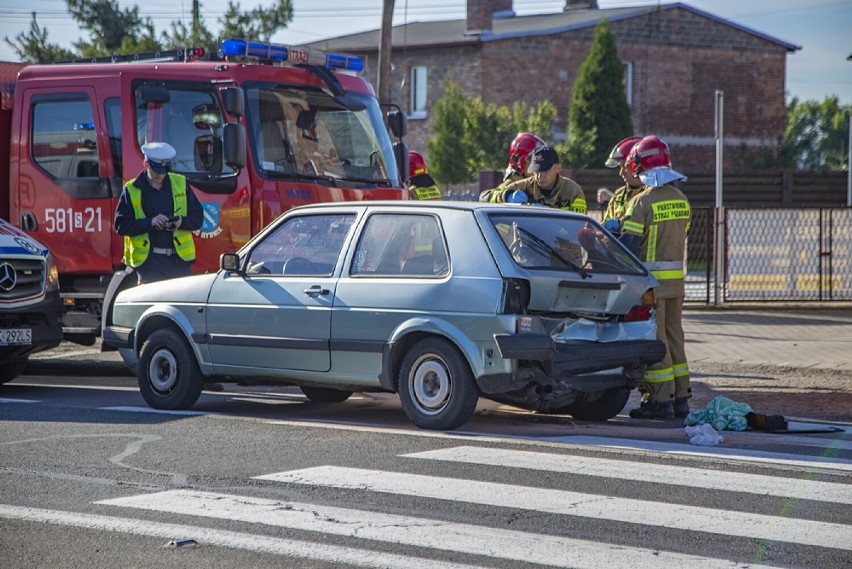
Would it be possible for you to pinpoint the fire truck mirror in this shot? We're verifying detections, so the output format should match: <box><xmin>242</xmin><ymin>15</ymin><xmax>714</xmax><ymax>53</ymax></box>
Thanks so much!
<box><xmin>387</xmin><ymin>110</ymin><xmax>407</xmax><ymax>139</ymax></box>
<box><xmin>223</xmin><ymin>123</ymin><xmax>247</xmax><ymax>170</ymax></box>
<box><xmin>221</xmin><ymin>87</ymin><xmax>244</xmax><ymax>118</ymax></box>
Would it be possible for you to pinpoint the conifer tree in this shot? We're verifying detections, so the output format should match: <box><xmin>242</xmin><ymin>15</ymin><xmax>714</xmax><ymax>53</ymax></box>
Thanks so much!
<box><xmin>563</xmin><ymin>18</ymin><xmax>633</xmax><ymax>168</ymax></box>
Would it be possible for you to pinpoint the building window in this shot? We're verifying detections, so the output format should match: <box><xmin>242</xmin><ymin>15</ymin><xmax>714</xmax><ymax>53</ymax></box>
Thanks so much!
<box><xmin>410</xmin><ymin>66</ymin><xmax>427</xmax><ymax>119</ymax></box>
<box><xmin>624</xmin><ymin>62</ymin><xmax>633</xmax><ymax>107</ymax></box>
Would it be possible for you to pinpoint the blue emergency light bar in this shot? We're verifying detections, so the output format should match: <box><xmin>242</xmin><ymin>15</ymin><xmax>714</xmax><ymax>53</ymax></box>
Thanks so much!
<box><xmin>219</xmin><ymin>39</ymin><xmax>364</xmax><ymax>72</ymax></box>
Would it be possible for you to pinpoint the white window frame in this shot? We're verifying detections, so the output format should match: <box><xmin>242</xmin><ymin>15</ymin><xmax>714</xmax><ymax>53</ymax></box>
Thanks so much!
<box><xmin>624</xmin><ymin>62</ymin><xmax>633</xmax><ymax>107</ymax></box>
<box><xmin>410</xmin><ymin>66</ymin><xmax>428</xmax><ymax>119</ymax></box>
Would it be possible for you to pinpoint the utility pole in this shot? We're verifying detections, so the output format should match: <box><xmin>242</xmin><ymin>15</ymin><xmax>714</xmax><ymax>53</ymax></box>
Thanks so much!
<box><xmin>377</xmin><ymin>0</ymin><xmax>395</xmax><ymax>104</ymax></box>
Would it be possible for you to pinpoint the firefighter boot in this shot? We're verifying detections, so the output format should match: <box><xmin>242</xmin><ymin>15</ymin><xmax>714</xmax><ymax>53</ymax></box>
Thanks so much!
<box><xmin>673</xmin><ymin>398</ymin><xmax>690</xmax><ymax>419</ymax></box>
<box><xmin>629</xmin><ymin>398</ymin><xmax>675</xmax><ymax>420</ymax></box>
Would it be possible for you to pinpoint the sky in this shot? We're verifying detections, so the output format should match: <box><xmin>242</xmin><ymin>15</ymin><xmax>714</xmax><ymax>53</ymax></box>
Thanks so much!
<box><xmin>0</xmin><ymin>0</ymin><xmax>850</xmax><ymax>104</ymax></box>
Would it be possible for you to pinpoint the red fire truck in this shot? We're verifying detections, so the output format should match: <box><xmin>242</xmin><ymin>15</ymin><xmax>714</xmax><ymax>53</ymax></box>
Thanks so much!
<box><xmin>0</xmin><ymin>40</ymin><xmax>410</xmax><ymax>345</ymax></box>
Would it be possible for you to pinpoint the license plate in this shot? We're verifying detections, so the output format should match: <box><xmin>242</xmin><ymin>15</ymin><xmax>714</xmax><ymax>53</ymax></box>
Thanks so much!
<box><xmin>0</xmin><ymin>328</ymin><xmax>32</xmax><ymax>346</ymax></box>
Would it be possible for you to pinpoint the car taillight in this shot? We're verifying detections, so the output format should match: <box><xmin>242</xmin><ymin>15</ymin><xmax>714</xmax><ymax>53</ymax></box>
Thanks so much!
<box><xmin>501</xmin><ymin>278</ymin><xmax>530</xmax><ymax>314</ymax></box>
<box><xmin>625</xmin><ymin>289</ymin><xmax>657</xmax><ymax>322</ymax></box>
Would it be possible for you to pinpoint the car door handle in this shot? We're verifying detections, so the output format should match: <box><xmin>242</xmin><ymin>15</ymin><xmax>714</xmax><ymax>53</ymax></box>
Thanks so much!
<box><xmin>303</xmin><ymin>285</ymin><xmax>329</xmax><ymax>297</ymax></box>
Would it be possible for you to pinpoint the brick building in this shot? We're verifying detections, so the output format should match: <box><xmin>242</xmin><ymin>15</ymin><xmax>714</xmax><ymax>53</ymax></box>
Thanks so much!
<box><xmin>305</xmin><ymin>1</ymin><xmax>799</xmax><ymax>172</ymax></box>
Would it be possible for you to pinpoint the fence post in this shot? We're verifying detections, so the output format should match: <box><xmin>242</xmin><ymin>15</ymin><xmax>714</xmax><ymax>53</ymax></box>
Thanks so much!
<box><xmin>714</xmin><ymin>90</ymin><xmax>725</xmax><ymax>306</ymax></box>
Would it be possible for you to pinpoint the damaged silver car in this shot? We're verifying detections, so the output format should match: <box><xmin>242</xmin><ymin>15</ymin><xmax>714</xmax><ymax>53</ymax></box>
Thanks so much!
<box><xmin>104</xmin><ymin>201</ymin><xmax>665</xmax><ymax>430</ymax></box>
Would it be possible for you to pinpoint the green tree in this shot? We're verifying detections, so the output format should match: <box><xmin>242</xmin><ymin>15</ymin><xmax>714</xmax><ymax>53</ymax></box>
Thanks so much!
<box><xmin>564</xmin><ymin>18</ymin><xmax>633</xmax><ymax>168</ymax></box>
<box><xmin>67</xmin><ymin>0</ymin><xmax>149</xmax><ymax>56</ymax></box>
<box><xmin>219</xmin><ymin>0</ymin><xmax>295</xmax><ymax>42</ymax></box>
<box><xmin>464</xmin><ymin>97</ymin><xmax>513</xmax><ymax>171</ymax></box>
<box><xmin>4</xmin><ymin>13</ymin><xmax>77</xmax><ymax>63</ymax></box>
<box><xmin>427</xmin><ymin>77</ymin><xmax>476</xmax><ymax>189</ymax></box>
<box><xmin>464</xmin><ymin>99</ymin><xmax>559</xmax><ymax>173</ymax></box>
<box><xmin>782</xmin><ymin>96</ymin><xmax>851</xmax><ymax>171</ymax></box>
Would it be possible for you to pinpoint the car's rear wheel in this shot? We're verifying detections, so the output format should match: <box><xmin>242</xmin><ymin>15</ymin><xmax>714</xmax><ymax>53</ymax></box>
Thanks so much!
<box><xmin>0</xmin><ymin>359</ymin><xmax>26</xmax><ymax>384</ymax></box>
<box><xmin>398</xmin><ymin>337</ymin><xmax>478</xmax><ymax>430</ymax></box>
<box><xmin>565</xmin><ymin>387</ymin><xmax>631</xmax><ymax>421</ymax></box>
<box><xmin>300</xmin><ymin>385</ymin><xmax>353</xmax><ymax>403</ymax></box>
<box><xmin>138</xmin><ymin>328</ymin><xmax>204</xmax><ymax>410</ymax></box>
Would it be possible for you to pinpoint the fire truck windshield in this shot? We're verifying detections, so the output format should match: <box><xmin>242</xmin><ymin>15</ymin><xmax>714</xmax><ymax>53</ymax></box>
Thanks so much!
<box><xmin>245</xmin><ymin>85</ymin><xmax>400</xmax><ymax>187</ymax></box>
<box><xmin>133</xmin><ymin>82</ymin><xmax>233</xmax><ymax>179</ymax></box>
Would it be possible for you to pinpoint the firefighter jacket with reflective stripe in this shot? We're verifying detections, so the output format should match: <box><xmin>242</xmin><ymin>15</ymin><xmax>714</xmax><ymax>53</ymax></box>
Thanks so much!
<box><xmin>603</xmin><ymin>184</ymin><xmax>644</xmax><ymax>223</ymax></box>
<box><xmin>408</xmin><ymin>173</ymin><xmax>442</xmax><ymax>200</ymax></box>
<box><xmin>622</xmin><ymin>184</ymin><xmax>691</xmax><ymax>298</ymax></box>
<box><xmin>123</xmin><ymin>173</ymin><xmax>196</xmax><ymax>267</ymax></box>
<box><xmin>488</xmin><ymin>175</ymin><xmax>587</xmax><ymax>214</ymax></box>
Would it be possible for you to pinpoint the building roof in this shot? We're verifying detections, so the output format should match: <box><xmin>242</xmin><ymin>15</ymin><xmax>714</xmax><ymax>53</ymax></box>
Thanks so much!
<box><xmin>303</xmin><ymin>2</ymin><xmax>799</xmax><ymax>53</ymax></box>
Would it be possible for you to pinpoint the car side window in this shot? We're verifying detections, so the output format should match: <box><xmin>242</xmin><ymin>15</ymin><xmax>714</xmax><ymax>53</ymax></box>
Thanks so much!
<box><xmin>245</xmin><ymin>213</ymin><xmax>355</xmax><ymax>276</ymax></box>
<box><xmin>351</xmin><ymin>213</ymin><xmax>448</xmax><ymax>277</ymax></box>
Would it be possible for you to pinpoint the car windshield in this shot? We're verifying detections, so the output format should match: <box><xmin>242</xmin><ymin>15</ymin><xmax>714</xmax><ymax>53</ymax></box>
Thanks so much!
<box><xmin>488</xmin><ymin>212</ymin><xmax>647</xmax><ymax>275</ymax></box>
<box><xmin>245</xmin><ymin>85</ymin><xmax>399</xmax><ymax>186</ymax></box>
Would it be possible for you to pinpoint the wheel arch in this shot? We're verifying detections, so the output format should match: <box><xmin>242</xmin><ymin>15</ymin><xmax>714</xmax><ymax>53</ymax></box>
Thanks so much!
<box><xmin>379</xmin><ymin>317</ymin><xmax>482</xmax><ymax>392</ymax></box>
<box><xmin>133</xmin><ymin>304</ymin><xmax>207</xmax><ymax>372</ymax></box>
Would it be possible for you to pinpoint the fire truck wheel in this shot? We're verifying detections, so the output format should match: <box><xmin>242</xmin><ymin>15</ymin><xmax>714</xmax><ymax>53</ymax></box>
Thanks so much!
<box><xmin>138</xmin><ymin>328</ymin><xmax>204</xmax><ymax>410</ymax></box>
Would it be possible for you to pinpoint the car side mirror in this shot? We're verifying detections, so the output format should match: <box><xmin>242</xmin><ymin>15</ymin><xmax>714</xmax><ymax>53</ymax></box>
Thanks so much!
<box><xmin>220</xmin><ymin>252</ymin><xmax>241</xmax><ymax>273</ymax></box>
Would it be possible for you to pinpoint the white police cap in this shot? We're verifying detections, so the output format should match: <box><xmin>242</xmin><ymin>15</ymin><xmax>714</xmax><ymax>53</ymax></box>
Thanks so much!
<box><xmin>141</xmin><ymin>142</ymin><xmax>176</xmax><ymax>162</ymax></box>
<box><xmin>141</xmin><ymin>142</ymin><xmax>176</xmax><ymax>173</ymax></box>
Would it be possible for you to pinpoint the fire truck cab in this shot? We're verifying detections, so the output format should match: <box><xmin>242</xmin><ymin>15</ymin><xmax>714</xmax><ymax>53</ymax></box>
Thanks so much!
<box><xmin>0</xmin><ymin>40</ymin><xmax>410</xmax><ymax>345</ymax></box>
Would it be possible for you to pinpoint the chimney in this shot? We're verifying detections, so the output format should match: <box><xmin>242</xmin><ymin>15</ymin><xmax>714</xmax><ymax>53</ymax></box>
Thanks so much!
<box><xmin>467</xmin><ymin>0</ymin><xmax>514</xmax><ymax>34</ymax></box>
<box><xmin>564</xmin><ymin>0</ymin><xmax>599</xmax><ymax>10</ymax></box>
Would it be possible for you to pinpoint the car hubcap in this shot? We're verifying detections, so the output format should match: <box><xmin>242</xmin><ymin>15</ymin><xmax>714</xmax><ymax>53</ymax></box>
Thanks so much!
<box><xmin>410</xmin><ymin>356</ymin><xmax>451</xmax><ymax>414</ymax></box>
<box><xmin>149</xmin><ymin>348</ymin><xmax>178</xmax><ymax>393</ymax></box>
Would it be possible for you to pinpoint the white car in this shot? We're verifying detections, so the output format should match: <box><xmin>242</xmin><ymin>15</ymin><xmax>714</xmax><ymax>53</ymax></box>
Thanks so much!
<box><xmin>105</xmin><ymin>201</ymin><xmax>665</xmax><ymax>430</ymax></box>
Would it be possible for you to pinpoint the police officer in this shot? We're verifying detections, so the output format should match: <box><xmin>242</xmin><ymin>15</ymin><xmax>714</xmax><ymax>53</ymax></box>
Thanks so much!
<box><xmin>479</xmin><ymin>132</ymin><xmax>544</xmax><ymax>202</ymax></box>
<box><xmin>407</xmin><ymin>150</ymin><xmax>442</xmax><ymax>200</ymax></box>
<box><xmin>487</xmin><ymin>146</ymin><xmax>587</xmax><ymax>214</ymax></box>
<box><xmin>619</xmin><ymin>135</ymin><xmax>692</xmax><ymax>419</ymax></box>
<box><xmin>601</xmin><ymin>136</ymin><xmax>643</xmax><ymax>236</ymax></box>
<box><xmin>115</xmin><ymin>142</ymin><xmax>203</xmax><ymax>284</ymax></box>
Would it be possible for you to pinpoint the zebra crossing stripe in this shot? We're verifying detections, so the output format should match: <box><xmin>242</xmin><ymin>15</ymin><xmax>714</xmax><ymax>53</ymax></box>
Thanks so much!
<box><xmin>403</xmin><ymin>446</ymin><xmax>852</xmax><ymax>504</ymax></box>
<box><xmin>97</xmin><ymin>490</ymin><xmax>777</xmax><ymax>569</ymax></box>
<box><xmin>256</xmin><ymin>466</ymin><xmax>851</xmax><ymax>551</ymax></box>
<box><xmin>0</xmin><ymin>503</ymin><xmax>475</xmax><ymax>569</ymax></box>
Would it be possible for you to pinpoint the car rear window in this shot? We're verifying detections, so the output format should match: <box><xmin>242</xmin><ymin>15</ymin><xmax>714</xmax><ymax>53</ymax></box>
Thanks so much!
<box><xmin>488</xmin><ymin>212</ymin><xmax>646</xmax><ymax>275</ymax></box>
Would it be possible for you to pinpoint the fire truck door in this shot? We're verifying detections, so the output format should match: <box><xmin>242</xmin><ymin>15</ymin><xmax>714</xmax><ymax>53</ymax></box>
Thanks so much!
<box><xmin>15</xmin><ymin>87</ymin><xmax>118</xmax><ymax>276</ymax></box>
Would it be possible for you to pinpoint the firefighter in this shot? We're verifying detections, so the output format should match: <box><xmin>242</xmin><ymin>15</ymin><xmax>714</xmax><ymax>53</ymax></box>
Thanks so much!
<box><xmin>620</xmin><ymin>135</ymin><xmax>692</xmax><ymax>419</ymax></box>
<box><xmin>407</xmin><ymin>150</ymin><xmax>442</xmax><ymax>201</ymax></box>
<box><xmin>486</xmin><ymin>146</ymin><xmax>587</xmax><ymax>214</ymax></box>
<box><xmin>601</xmin><ymin>135</ymin><xmax>644</xmax><ymax>236</ymax></box>
<box><xmin>479</xmin><ymin>132</ymin><xmax>544</xmax><ymax>202</ymax></box>
<box><xmin>115</xmin><ymin>142</ymin><xmax>204</xmax><ymax>284</ymax></box>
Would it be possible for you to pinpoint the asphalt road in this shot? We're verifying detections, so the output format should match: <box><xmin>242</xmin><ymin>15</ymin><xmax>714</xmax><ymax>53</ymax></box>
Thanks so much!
<box><xmin>1</xmin><ymin>372</ymin><xmax>850</xmax><ymax>568</ymax></box>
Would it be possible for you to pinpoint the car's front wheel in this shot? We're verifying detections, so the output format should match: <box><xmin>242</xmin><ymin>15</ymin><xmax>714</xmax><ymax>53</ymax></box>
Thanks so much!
<box><xmin>138</xmin><ymin>328</ymin><xmax>204</xmax><ymax>410</ymax></box>
<box><xmin>398</xmin><ymin>337</ymin><xmax>478</xmax><ymax>430</ymax></box>
<box><xmin>565</xmin><ymin>387</ymin><xmax>631</xmax><ymax>421</ymax></box>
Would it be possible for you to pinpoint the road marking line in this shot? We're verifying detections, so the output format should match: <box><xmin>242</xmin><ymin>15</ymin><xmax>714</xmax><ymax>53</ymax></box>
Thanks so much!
<box><xmin>97</xmin><ymin>490</ymin><xmax>776</xmax><ymax>569</ymax></box>
<box><xmin>549</xmin><ymin>436</ymin><xmax>852</xmax><ymax>471</ymax></box>
<box><xmin>256</xmin><ymin>466</ymin><xmax>852</xmax><ymax>551</ymax></box>
<box><xmin>31</xmin><ymin>349</ymin><xmax>102</xmax><ymax>359</ymax></box>
<box><xmin>403</xmin><ymin>446</ymin><xmax>852</xmax><ymax>504</ymax></box>
<box><xmin>0</xmin><ymin>503</ymin><xmax>472</xmax><ymax>569</ymax></box>
<box><xmin>0</xmin><ymin>397</ymin><xmax>40</xmax><ymax>403</ymax></box>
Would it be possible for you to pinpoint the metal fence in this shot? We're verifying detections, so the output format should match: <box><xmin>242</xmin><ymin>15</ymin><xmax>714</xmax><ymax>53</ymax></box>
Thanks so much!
<box><xmin>686</xmin><ymin>208</ymin><xmax>852</xmax><ymax>303</ymax></box>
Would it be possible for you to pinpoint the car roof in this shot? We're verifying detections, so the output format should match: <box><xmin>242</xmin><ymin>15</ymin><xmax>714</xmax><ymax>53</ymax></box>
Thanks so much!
<box><xmin>288</xmin><ymin>200</ymin><xmax>590</xmax><ymax>218</ymax></box>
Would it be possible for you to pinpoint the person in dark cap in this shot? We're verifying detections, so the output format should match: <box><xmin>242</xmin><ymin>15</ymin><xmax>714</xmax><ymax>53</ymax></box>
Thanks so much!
<box><xmin>485</xmin><ymin>146</ymin><xmax>586</xmax><ymax>213</ymax></box>
<box><xmin>115</xmin><ymin>142</ymin><xmax>203</xmax><ymax>284</ymax></box>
